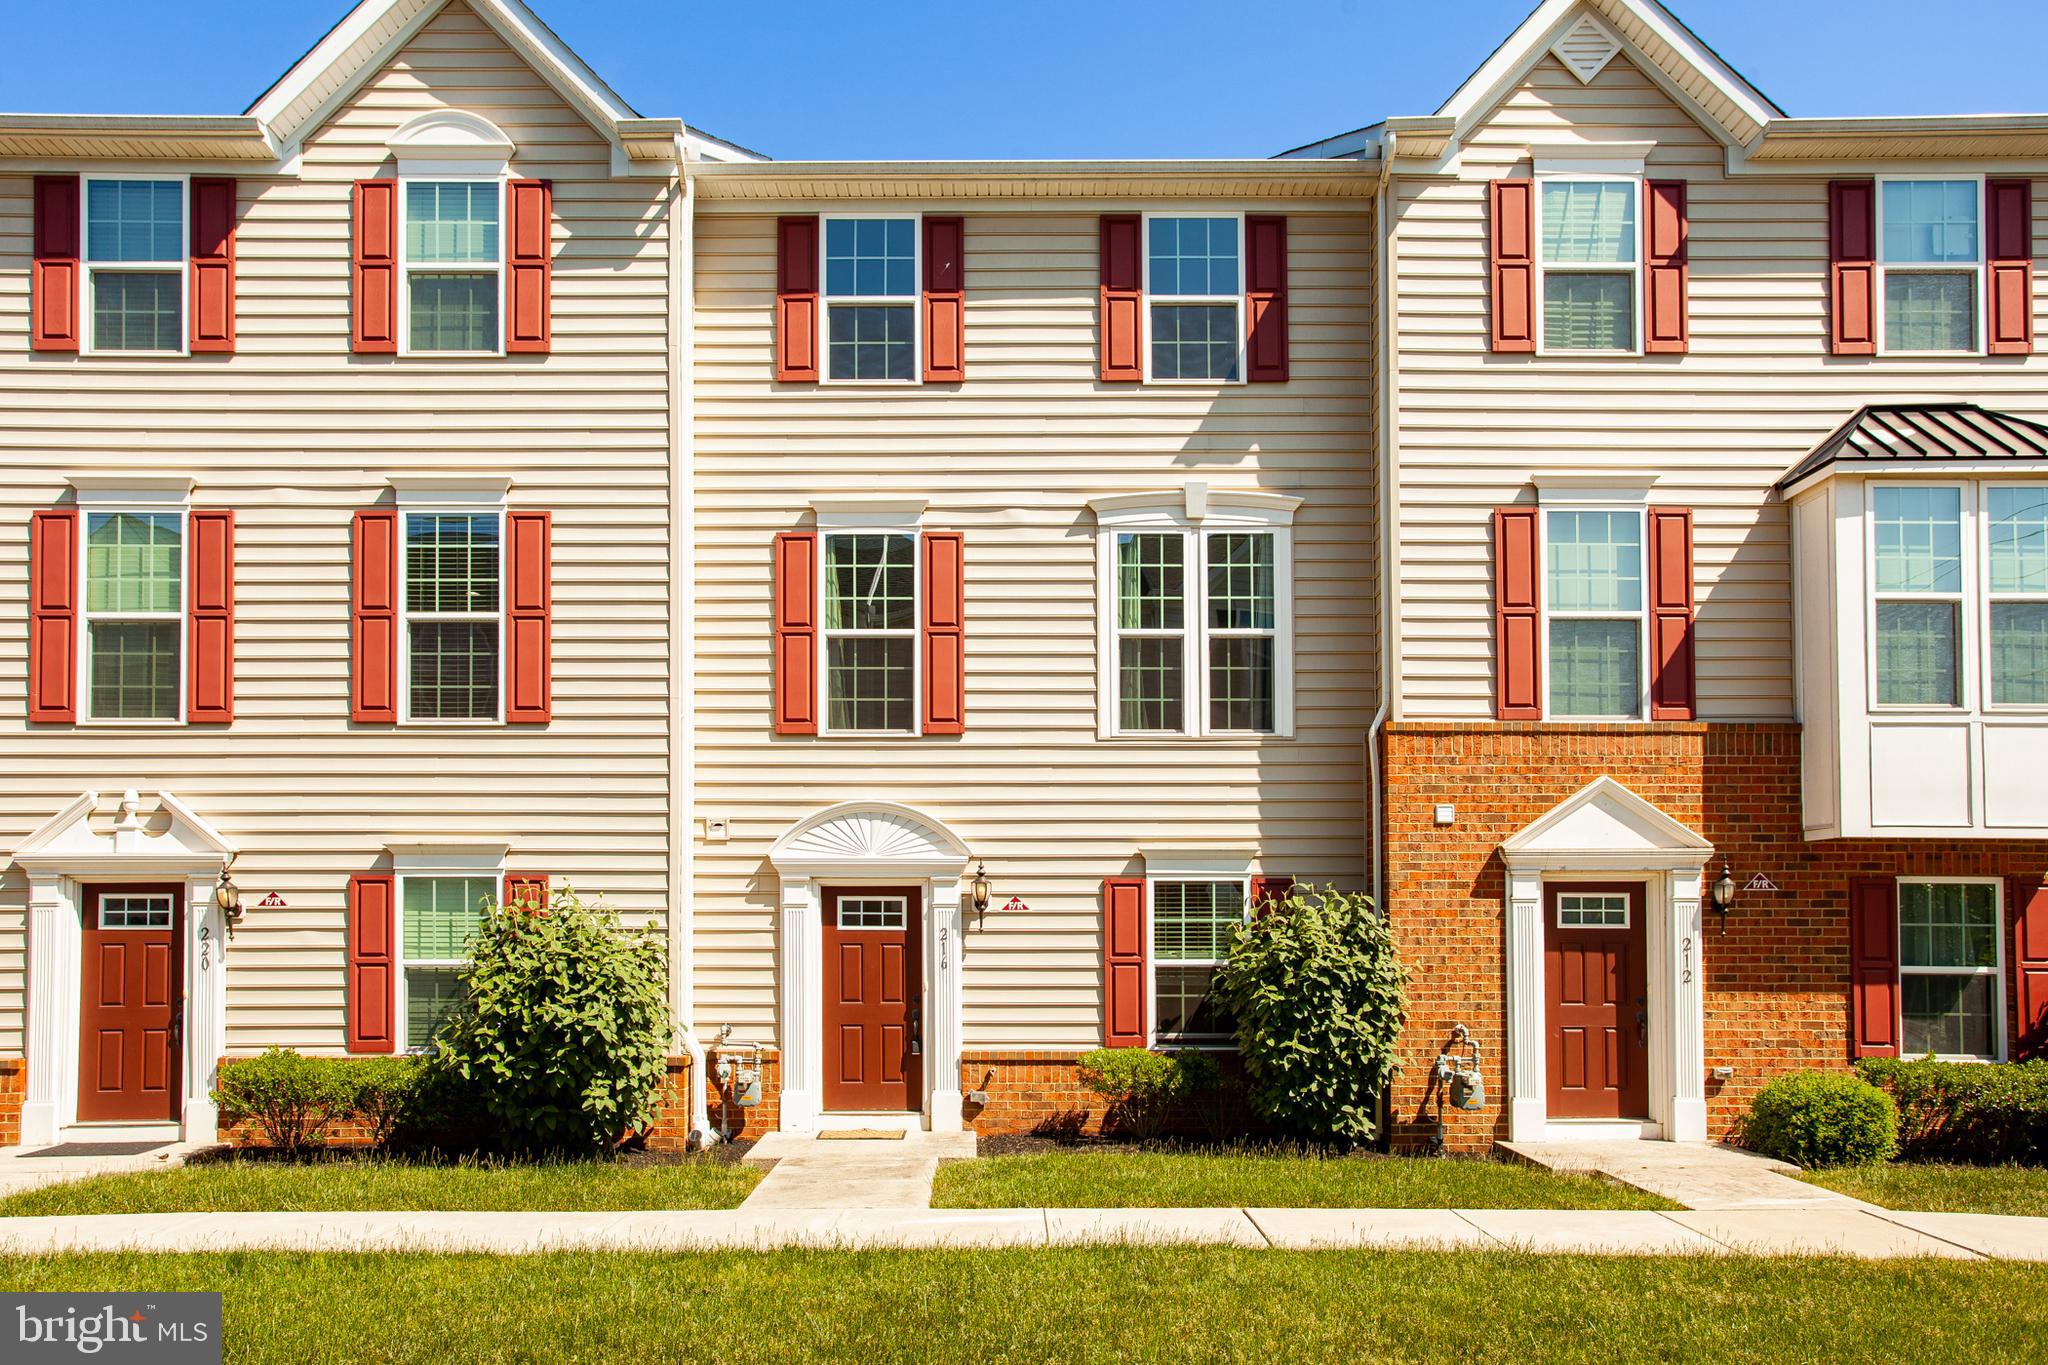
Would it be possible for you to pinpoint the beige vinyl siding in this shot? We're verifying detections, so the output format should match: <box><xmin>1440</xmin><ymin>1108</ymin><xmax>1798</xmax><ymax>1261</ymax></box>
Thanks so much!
<box><xmin>0</xmin><ymin>2</ymin><xmax>675</xmax><ymax>1052</ymax></box>
<box><xmin>692</xmin><ymin>205</ymin><xmax>1375</xmax><ymax>1049</ymax></box>
<box><xmin>1390</xmin><ymin>52</ymin><xmax>2048</xmax><ymax>721</ymax></box>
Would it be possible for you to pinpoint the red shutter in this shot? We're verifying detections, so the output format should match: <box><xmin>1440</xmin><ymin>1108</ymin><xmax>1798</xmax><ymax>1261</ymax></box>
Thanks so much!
<box><xmin>773</xmin><ymin>531</ymin><xmax>818</xmax><ymax>734</ymax></box>
<box><xmin>1986</xmin><ymin>178</ymin><xmax>2034</xmax><ymax>357</ymax></box>
<box><xmin>922</xmin><ymin>531</ymin><xmax>965</xmax><ymax>735</ymax></box>
<box><xmin>1828</xmin><ymin>180</ymin><xmax>1877</xmax><ymax>357</ymax></box>
<box><xmin>1644</xmin><ymin>180</ymin><xmax>1689</xmax><ymax>355</ymax></box>
<box><xmin>1848</xmin><ymin>876</ymin><xmax>1900</xmax><ymax>1059</ymax></box>
<box><xmin>352</xmin><ymin>180</ymin><xmax>399</xmax><ymax>354</ymax></box>
<box><xmin>1245</xmin><ymin>214</ymin><xmax>1289</xmax><ymax>382</ymax></box>
<box><xmin>1489</xmin><ymin>180</ymin><xmax>1536</xmax><ymax>353</ymax></box>
<box><xmin>31</xmin><ymin>175</ymin><xmax>80</xmax><ymax>353</ymax></box>
<box><xmin>1099</xmin><ymin>214</ymin><xmax>1143</xmax><ymax>382</ymax></box>
<box><xmin>922</xmin><ymin>215</ymin><xmax>965</xmax><ymax>382</ymax></box>
<box><xmin>1102</xmin><ymin>877</ymin><xmax>1147</xmax><ymax>1048</ymax></box>
<box><xmin>504</xmin><ymin>874</ymin><xmax>550</xmax><ymax>911</ymax></box>
<box><xmin>505</xmin><ymin>510</ymin><xmax>552</xmax><ymax>723</ymax></box>
<box><xmin>350</xmin><ymin>510</ymin><xmax>399</xmax><ymax>723</ymax></box>
<box><xmin>2015</xmin><ymin>877</ymin><xmax>2048</xmax><ymax>1060</ymax></box>
<box><xmin>1251</xmin><ymin>875</ymin><xmax>1293</xmax><ymax>918</ymax></box>
<box><xmin>186</xmin><ymin>509</ymin><xmax>234</xmax><ymax>724</ymax></box>
<box><xmin>1646</xmin><ymin>507</ymin><xmax>1696</xmax><ymax>721</ymax></box>
<box><xmin>28</xmin><ymin>509</ymin><xmax>78</xmax><ymax>723</ymax></box>
<box><xmin>1493</xmin><ymin>507</ymin><xmax>1541</xmax><ymax>720</ymax></box>
<box><xmin>347</xmin><ymin>873</ymin><xmax>397</xmax><ymax>1054</ymax></box>
<box><xmin>506</xmin><ymin>179</ymin><xmax>553</xmax><ymax>355</ymax></box>
<box><xmin>189</xmin><ymin>177</ymin><xmax>237</xmax><ymax>354</ymax></box>
<box><xmin>775</xmin><ymin>216</ymin><xmax>820</xmax><ymax>382</ymax></box>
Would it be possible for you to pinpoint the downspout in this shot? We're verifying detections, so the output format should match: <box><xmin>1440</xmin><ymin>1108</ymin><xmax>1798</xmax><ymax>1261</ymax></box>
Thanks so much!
<box><xmin>668</xmin><ymin>148</ymin><xmax>713</xmax><ymax>1147</ymax></box>
<box><xmin>1365</xmin><ymin>132</ymin><xmax>1395</xmax><ymax>910</ymax></box>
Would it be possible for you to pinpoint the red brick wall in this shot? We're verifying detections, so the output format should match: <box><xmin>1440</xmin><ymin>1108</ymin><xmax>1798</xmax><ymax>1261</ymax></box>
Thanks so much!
<box><xmin>0</xmin><ymin>1058</ymin><xmax>24</xmax><ymax>1147</ymax></box>
<box><xmin>1384</xmin><ymin>721</ymin><xmax>2048</xmax><ymax>1153</ymax></box>
<box><xmin>960</xmin><ymin>1050</ymin><xmax>1107</xmax><ymax>1135</ymax></box>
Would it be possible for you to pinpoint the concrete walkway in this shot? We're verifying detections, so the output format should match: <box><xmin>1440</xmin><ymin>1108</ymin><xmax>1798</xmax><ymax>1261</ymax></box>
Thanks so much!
<box><xmin>0</xmin><ymin>1140</ymin><xmax>206</xmax><ymax>1200</ymax></box>
<box><xmin>1499</xmin><ymin>1140</ymin><xmax>1871</xmax><ymax>1211</ymax></box>
<box><xmin>739</xmin><ymin>1130</ymin><xmax>976</xmax><ymax>1209</ymax></box>
<box><xmin>0</xmin><ymin>1204</ymin><xmax>2039</xmax><ymax>1259</ymax></box>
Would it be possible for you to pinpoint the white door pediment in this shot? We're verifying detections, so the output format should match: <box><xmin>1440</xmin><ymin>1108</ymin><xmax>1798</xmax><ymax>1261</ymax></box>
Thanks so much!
<box><xmin>1501</xmin><ymin>776</ymin><xmax>1712</xmax><ymax>873</ymax></box>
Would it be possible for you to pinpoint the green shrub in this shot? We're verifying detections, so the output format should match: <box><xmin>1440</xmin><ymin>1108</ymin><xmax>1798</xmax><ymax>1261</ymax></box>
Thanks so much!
<box><xmin>1858</xmin><ymin>1056</ymin><xmax>2048</xmax><ymax>1165</ymax></box>
<box><xmin>1743</xmin><ymin>1071</ymin><xmax>1899</xmax><ymax>1168</ymax></box>
<box><xmin>1210</xmin><ymin>884</ymin><xmax>1406</xmax><ymax>1147</ymax></box>
<box><xmin>213</xmin><ymin>1048</ymin><xmax>354</xmax><ymax>1154</ymax></box>
<box><xmin>1076</xmin><ymin>1049</ymin><xmax>1218</xmax><ymax>1141</ymax></box>
<box><xmin>346</xmin><ymin>1055</ymin><xmax>428</xmax><ymax>1149</ymax></box>
<box><xmin>435</xmin><ymin>886</ymin><xmax>671</xmax><ymax>1154</ymax></box>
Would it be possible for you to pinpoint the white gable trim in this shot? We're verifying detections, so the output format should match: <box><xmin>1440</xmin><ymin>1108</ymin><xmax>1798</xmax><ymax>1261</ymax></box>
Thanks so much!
<box><xmin>1501</xmin><ymin>775</ymin><xmax>1713</xmax><ymax>874</ymax></box>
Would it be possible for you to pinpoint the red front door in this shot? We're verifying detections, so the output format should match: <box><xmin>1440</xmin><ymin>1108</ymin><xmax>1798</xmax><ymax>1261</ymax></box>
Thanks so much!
<box><xmin>1544</xmin><ymin>883</ymin><xmax>1649</xmax><ymax>1120</ymax></box>
<box><xmin>78</xmin><ymin>885</ymin><xmax>183</xmax><ymax>1123</ymax></box>
<box><xmin>822</xmin><ymin>886</ymin><xmax>922</xmax><ymax>1112</ymax></box>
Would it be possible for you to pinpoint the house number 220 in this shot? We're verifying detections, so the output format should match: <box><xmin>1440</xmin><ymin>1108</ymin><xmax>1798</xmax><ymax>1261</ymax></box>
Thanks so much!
<box><xmin>198</xmin><ymin>925</ymin><xmax>213</xmax><ymax>972</ymax></box>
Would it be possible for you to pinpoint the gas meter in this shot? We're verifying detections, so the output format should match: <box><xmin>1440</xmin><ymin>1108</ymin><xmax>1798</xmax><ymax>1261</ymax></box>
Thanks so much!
<box><xmin>1434</xmin><ymin>1025</ymin><xmax>1485</xmax><ymax>1112</ymax></box>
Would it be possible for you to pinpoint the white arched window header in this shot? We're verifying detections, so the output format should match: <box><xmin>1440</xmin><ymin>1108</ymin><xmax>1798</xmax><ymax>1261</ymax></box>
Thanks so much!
<box><xmin>386</xmin><ymin>109</ymin><xmax>517</xmax><ymax>177</ymax></box>
<box><xmin>1088</xmin><ymin>483</ymin><xmax>1302</xmax><ymax>530</ymax></box>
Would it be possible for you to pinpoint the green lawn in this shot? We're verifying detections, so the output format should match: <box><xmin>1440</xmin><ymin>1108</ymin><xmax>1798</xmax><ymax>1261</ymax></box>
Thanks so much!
<box><xmin>1801</xmin><ymin>1163</ymin><xmax>2048</xmax><ymax>1218</ymax></box>
<box><xmin>933</xmin><ymin>1149</ymin><xmax>1679</xmax><ymax>1210</ymax></box>
<box><xmin>0</xmin><ymin>1249</ymin><xmax>2038</xmax><ymax>1362</ymax></box>
<box><xmin>0</xmin><ymin>1155</ymin><xmax>760</xmax><ymax>1217</ymax></box>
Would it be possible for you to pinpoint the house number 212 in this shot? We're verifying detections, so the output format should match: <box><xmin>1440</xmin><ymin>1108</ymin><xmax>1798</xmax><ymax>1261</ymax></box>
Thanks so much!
<box><xmin>1680</xmin><ymin>935</ymin><xmax>1692</xmax><ymax>985</ymax></box>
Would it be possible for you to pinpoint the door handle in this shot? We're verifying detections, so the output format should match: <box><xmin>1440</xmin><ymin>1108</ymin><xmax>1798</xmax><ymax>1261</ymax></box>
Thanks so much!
<box><xmin>908</xmin><ymin>1005</ymin><xmax>922</xmax><ymax>1055</ymax></box>
<box><xmin>1635</xmin><ymin>1008</ymin><xmax>1647</xmax><ymax>1046</ymax></box>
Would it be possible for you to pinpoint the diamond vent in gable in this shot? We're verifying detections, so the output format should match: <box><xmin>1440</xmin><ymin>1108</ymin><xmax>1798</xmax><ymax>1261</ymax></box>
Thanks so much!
<box><xmin>1550</xmin><ymin>13</ymin><xmax>1622</xmax><ymax>84</ymax></box>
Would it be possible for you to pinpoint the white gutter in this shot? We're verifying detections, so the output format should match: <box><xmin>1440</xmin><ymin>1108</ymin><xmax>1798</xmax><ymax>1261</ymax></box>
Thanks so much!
<box><xmin>1365</xmin><ymin>132</ymin><xmax>1395</xmax><ymax>910</ymax></box>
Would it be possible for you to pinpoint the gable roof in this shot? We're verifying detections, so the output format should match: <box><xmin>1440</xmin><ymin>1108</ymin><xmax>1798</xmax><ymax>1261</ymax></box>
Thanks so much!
<box><xmin>1777</xmin><ymin>404</ymin><xmax>2048</xmax><ymax>495</ymax></box>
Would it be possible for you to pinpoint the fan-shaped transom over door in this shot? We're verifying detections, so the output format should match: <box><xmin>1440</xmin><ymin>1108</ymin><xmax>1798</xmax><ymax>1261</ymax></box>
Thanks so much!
<box><xmin>1544</xmin><ymin>883</ymin><xmax>1649</xmax><ymax>1120</ymax></box>
<box><xmin>78</xmin><ymin>884</ymin><xmax>183</xmax><ymax>1123</ymax></box>
<box><xmin>822</xmin><ymin>886</ymin><xmax>922</xmax><ymax>1112</ymax></box>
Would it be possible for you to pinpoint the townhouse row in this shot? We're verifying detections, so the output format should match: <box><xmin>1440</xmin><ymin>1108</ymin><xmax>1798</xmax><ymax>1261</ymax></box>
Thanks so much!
<box><xmin>0</xmin><ymin>0</ymin><xmax>2041</xmax><ymax>1153</ymax></box>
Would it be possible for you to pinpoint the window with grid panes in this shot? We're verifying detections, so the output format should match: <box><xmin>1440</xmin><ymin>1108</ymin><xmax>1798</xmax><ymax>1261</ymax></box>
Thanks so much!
<box><xmin>1152</xmin><ymin>879</ymin><xmax>1245</xmax><ymax>1039</ymax></box>
<box><xmin>1538</xmin><ymin>180</ymin><xmax>1637</xmax><ymax>352</ymax></box>
<box><xmin>404</xmin><ymin>512</ymin><xmax>501</xmax><ymax>721</ymax></box>
<box><xmin>1880</xmin><ymin>180</ymin><xmax>1980</xmax><ymax>354</ymax></box>
<box><xmin>85</xmin><ymin>511</ymin><xmax>183</xmax><ymax>721</ymax></box>
<box><xmin>1207</xmin><ymin>532</ymin><xmax>1276</xmax><ymax>732</ymax></box>
<box><xmin>1986</xmin><ymin>485</ymin><xmax>2048</xmax><ymax>705</ymax></box>
<box><xmin>401</xmin><ymin>875</ymin><xmax>494</xmax><ymax>1048</ymax></box>
<box><xmin>823</xmin><ymin>217</ymin><xmax>916</xmax><ymax>381</ymax></box>
<box><xmin>85</xmin><ymin>178</ymin><xmax>185</xmax><ymax>353</ymax></box>
<box><xmin>1146</xmin><ymin>217</ymin><xmax>1241</xmax><ymax>381</ymax></box>
<box><xmin>1897</xmin><ymin>880</ymin><xmax>2001</xmax><ymax>1058</ymax></box>
<box><xmin>1116</xmin><ymin>532</ymin><xmax>1187</xmax><ymax>732</ymax></box>
<box><xmin>1546</xmin><ymin>509</ymin><xmax>1643</xmax><ymax>718</ymax></box>
<box><xmin>1871</xmin><ymin>487</ymin><xmax>1963</xmax><ymax>707</ymax></box>
<box><xmin>823</xmin><ymin>532</ymin><xmax>916</xmax><ymax>733</ymax></box>
<box><xmin>404</xmin><ymin>181</ymin><xmax>500</xmax><ymax>353</ymax></box>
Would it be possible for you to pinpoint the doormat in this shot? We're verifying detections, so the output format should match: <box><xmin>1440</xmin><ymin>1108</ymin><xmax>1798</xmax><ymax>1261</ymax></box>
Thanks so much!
<box><xmin>816</xmin><ymin>1130</ymin><xmax>906</xmax><ymax>1141</ymax></box>
<box><xmin>20</xmin><ymin>1142</ymin><xmax>171</xmax><ymax>1158</ymax></box>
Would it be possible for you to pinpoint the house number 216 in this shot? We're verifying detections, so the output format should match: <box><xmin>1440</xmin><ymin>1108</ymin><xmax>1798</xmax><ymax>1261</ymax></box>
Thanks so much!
<box><xmin>938</xmin><ymin>926</ymin><xmax>949</xmax><ymax>972</ymax></box>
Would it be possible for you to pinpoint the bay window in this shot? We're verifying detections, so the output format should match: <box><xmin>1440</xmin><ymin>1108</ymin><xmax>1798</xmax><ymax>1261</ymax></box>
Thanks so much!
<box><xmin>1545</xmin><ymin>508</ymin><xmax>1644</xmax><ymax>719</ymax></box>
<box><xmin>1145</xmin><ymin>215</ymin><xmax>1243</xmax><ymax>382</ymax></box>
<box><xmin>402</xmin><ymin>179</ymin><xmax>502</xmax><ymax>354</ymax></box>
<box><xmin>84</xmin><ymin>509</ymin><xmax>183</xmax><ymax>722</ymax></box>
<box><xmin>403</xmin><ymin>510</ymin><xmax>502</xmax><ymax>722</ymax></box>
<box><xmin>1896</xmin><ymin>878</ymin><xmax>2003</xmax><ymax>1059</ymax></box>
<box><xmin>1537</xmin><ymin>179</ymin><xmax>1638</xmax><ymax>353</ymax></box>
<box><xmin>822</xmin><ymin>530</ymin><xmax>918</xmax><ymax>733</ymax></box>
<box><xmin>84</xmin><ymin>176</ymin><xmax>185</xmax><ymax>354</ymax></box>
<box><xmin>822</xmin><ymin>215</ymin><xmax>918</xmax><ymax>382</ymax></box>
<box><xmin>1986</xmin><ymin>486</ymin><xmax>2048</xmax><ymax>705</ymax></box>
<box><xmin>1878</xmin><ymin>178</ymin><xmax>1981</xmax><ymax>355</ymax></box>
<box><xmin>1151</xmin><ymin>877</ymin><xmax>1246</xmax><ymax>1040</ymax></box>
<box><xmin>1871</xmin><ymin>486</ymin><xmax>1963</xmax><ymax>707</ymax></box>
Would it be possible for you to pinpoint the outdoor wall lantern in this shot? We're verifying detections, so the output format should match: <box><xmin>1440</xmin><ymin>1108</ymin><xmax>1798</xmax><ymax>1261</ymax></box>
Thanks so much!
<box><xmin>1710</xmin><ymin>860</ymin><xmax>1737</xmax><ymax>935</ymax></box>
<box><xmin>970</xmin><ymin>860</ymin><xmax>992</xmax><ymax>919</ymax></box>
<box><xmin>215</xmin><ymin>858</ymin><xmax>244</xmax><ymax>931</ymax></box>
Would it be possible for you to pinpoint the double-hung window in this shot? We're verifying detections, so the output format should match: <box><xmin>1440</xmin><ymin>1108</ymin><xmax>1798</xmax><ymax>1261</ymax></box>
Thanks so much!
<box><xmin>822</xmin><ymin>216</ymin><xmax>918</xmax><ymax>382</ymax></box>
<box><xmin>402</xmin><ymin>180</ymin><xmax>502</xmax><ymax>354</ymax></box>
<box><xmin>83</xmin><ymin>176</ymin><xmax>186</xmax><ymax>355</ymax></box>
<box><xmin>398</xmin><ymin>873</ymin><xmax>493</xmax><ymax>1049</ymax></box>
<box><xmin>1145</xmin><ymin>215</ymin><xmax>1243</xmax><ymax>382</ymax></box>
<box><xmin>1896</xmin><ymin>878</ymin><xmax>2003</xmax><ymax>1059</ymax></box>
<box><xmin>1871</xmin><ymin>486</ymin><xmax>1965</xmax><ymax>708</ymax></box>
<box><xmin>1537</xmin><ymin>179</ymin><xmax>1639</xmax><ymax>353</ymax></box>
<box><xmin>83</xmin><ymin>509</ymin><xmax>184</xmax><ymax>722</ymax></box>
<box><xmin>1986</xmin><ymin>485</ymin><xmax>2048</xmax><ymax>705</ymax></box>
<box><xmin>402</xmin><ymin>510</ymin><xmax>502</xmax><ymax>722</ymax></box>
<box><xmin>1151</xmin><ymin>877</ymin><xmax>1247</xmax><ymax>1040</ymax></box>
<box><xmin>1878</xmin><ymin>178</ymin><xmax>1981</xmax><ymax>355</ymax></box>
<box><xmin>822</xmin><ymin>531</ymin><xmax>918</xmax><ymax>733</ymax></box>
<box><xmin>1545</xmin><ymin>508</ymin><xmax>1645</xmax><ymax>718</ymax></box>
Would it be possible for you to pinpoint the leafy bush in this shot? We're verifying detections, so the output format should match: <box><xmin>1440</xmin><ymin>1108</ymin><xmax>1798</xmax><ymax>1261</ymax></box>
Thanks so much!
<box><xmin>1076</xmin><ymin>1048</ymin><xmax>1218</xmax><ymax>1141</ymax></box>
<box><xmin>1211</xmin><ymin>884</ymin><xmax>1406</xmax><ymax>1147</ymax></box>
<box><xmin>1858</xmin><ymin>1057</ymin><xmax>2048</xmax><ymax>1166</ymax></box>
<box><xmin>1743</xmin><ymin>1071</ymin><xmax>1898</xmax><ymax>1168</ymax></box>
<box><xmin>347</xmin><ymin>1055</ymin><xmax>429</xmax><ymax>1148</ymax></box>
<box><xmin>213</xmin><ymin>1048</ymin><xmax>354</xmax><ymax>1154</ymax></box>
<box><xmin>435</xmin><ymin>886</ymin><xmax>671</xmax><ymax>1154</ymax></box>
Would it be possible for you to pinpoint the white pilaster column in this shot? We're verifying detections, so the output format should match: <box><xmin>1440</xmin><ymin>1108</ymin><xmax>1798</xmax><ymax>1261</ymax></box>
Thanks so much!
<box><xmin>1503</xmin><ymin>865</ymin><xmax>1546</xmax><ymax>1141</ymax></box>
<box><xmin>926</xmin><ymin>876</ymin><xmax>964</xmax><ymax>1132</ymax></box>
<box><xmin>22</xmin><ymin>875</ymin><xmax>79</xmax><ymax>1146</ymax></box>
<box><xmin>1667</xmin><ymin>866</ymin><xmax>1708</xmax><ymax>1142</ymax></box>
<box><xmin>777</xmin><ymin>874</ymin><xmax>818</xmax><ymax>1134</ymax></box>
<box><xmin>181</xmin><ymin>876</ymin><xmax>226</xmax><ymax>1143</ymax></box>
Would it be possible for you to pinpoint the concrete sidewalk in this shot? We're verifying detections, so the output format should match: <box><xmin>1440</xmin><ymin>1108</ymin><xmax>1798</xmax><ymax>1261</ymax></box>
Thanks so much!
<box><xmin>0</xmin><ymin>1203</ymin><xmax>2039</xmax><ymax>1259</ymax></box>
<box><xmin>1499</xmin><ymin>1140</ymin><xmax>1868</xmax><ymax>1211</ymax></box>
<box><xmin>739</xmin><ymin>1130</ymin><xmax>976</xmax><ymax>1210</ymax></box>
<box><xmin>0</xmin><ymin>1141</ymin><xmax>207</xmax><ymax>1200</ymax></box>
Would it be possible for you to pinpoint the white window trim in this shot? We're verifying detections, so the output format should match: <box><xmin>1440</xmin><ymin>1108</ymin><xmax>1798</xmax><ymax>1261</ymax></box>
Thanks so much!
<box><xmin>80</xmin><ymin>172</ymin><xmax>191</xmax><ymax>359</ymax></box>
<box><xmin>1532</xmin><ymin>173</ymin><xmax>1643</xmax><ymax>358</ymax></box>
<box><xmin>97</xmin><ymin>891</ymin><xmax>175</xmax><ymax>930</ymax></box>
<box><xmin>817</xmin><ymin>525</ymin><xmax>923</xmax><ymax>738</ymax></box>
<box><xmin>835</xmin><ymin>893</ymin><xmax>909</xmax><ymax>931</ymax></box>
<box><xmin>1092</xmin><ymin>489</ymin><xmax>1299</xmax><ymax>740</ymax></box>
<box><xmin>819</xmin><ymin>211</ymin><xmax>923</xmax><ymax>387</ymax></box>
<box><xmin>1979</xmin><ymin>481</ymin><xmax>2048</xmax><ymax>713</ymax></box>
<box><xmin>76</xmin><ymin>499</ymin><xmax>189</xmax><ymax>728</ymax></box>
<box><xmin>1894</xmin><ymin>875</ymin><xmax>2007</xmax><ymax>1062</ymax></box>
<box><xmin>1866</xmin><ymin>480</ymin><xmax>1973</xmax><ymax>715</ymax></box>
<box><xmin>1140</xmin><ymin>210</ymin><xmax>1248</xmax><ymax>386</ymax></box>
<box><xmin>1145</xmin><ymin>871</ymin><xmax>1251</xmax><ymax>1047</ymax></box>
<box><xmin>1874</xmin><ymin>173</ymin><xmax>1987</xmax><ymax>360</ymax></box>
<box><xmin>392</xmin><ymin>871</ymin><xmax>503</xmax><ymax>1054</ymax></box>
<box><xmin>396</xmin><ymin>174</ymin><xmax>507</xmax><ymax>359</ymax></box>
<box><xmin>1555</xmin><ymin>891</ymin><xmax>1631</xmax><ymax>928</ymax></box>
<box><xmin>1538</xmin><ymin>502</ymin><xmax>1651</xmax><ymax>722</ymax></box>
<box><xmin>397</xmin><ymin>500</ymin><xmax>507</xmax><ymax>726</ymax></box>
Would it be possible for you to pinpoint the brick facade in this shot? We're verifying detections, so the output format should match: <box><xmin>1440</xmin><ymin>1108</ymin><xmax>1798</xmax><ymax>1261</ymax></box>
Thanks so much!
<box><xmin>1384</xmin><ymin>721</ymin><xmax>2048</xmax><ymax>1153</ymax></box>
<box><xmin>0</xmin><ymin>1058</ymin><xmax>23</xmax><ymax>1148</ymax></box>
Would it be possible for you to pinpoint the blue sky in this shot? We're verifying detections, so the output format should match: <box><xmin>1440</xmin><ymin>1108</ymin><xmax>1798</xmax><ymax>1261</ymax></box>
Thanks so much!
<box><xmin>4</xmin><ymin>1</ymin><xmax>2046</xmax><ymax>159</ymax></box>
